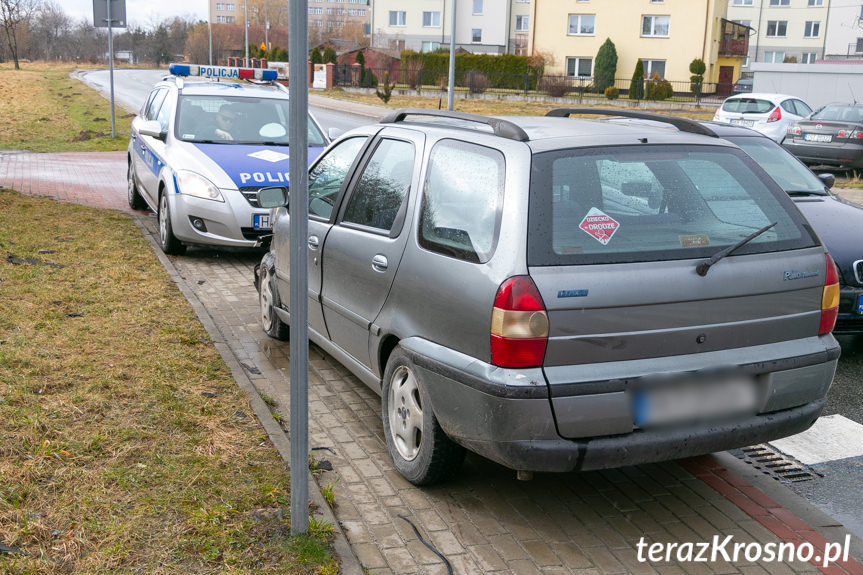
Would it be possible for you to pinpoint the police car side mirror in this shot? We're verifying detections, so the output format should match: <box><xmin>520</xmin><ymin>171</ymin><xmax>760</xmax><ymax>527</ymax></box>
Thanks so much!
<box><xmin>139</xmin><ymin>120</ymin><xmax>166</xmax><ymax>141</ymax></box>
<box><xmin>818</xmin><ymin>173</ymin><xmax>835</xmax><ymax>190</ymax></box>
<box><xmin>328</xmin><ymin>127</ymin><xmax>343</xmax><ymax>141</ymax></box>
<box><xmin>259</xmin><ymin>187</ymin><xmax>288</xmax><ymax>209</ymax></box>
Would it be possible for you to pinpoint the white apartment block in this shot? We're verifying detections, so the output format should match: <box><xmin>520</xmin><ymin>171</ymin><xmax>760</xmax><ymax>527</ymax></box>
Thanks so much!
<box><xmin>371</xmin><ymin>0</ymin><xmax>527</xmax><ymax>54</ymax></box>
<box><xmin>823</xmin><ymin>2</ymin><xmax>863</xmax><ymax>58</ymax></box>
<box><xmin>727</xmin><ymin>0</ymin><xmax>830</xmax><ymax>67</ymax></box>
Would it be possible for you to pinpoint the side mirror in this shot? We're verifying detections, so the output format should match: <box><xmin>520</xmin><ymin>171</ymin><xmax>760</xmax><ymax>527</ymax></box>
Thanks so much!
<box><xmin>328</xmin><ymin>127</ymin><xmax>344</xmax><ymax>141</ymax></box>
<box><xmin>139</xmin><ymin>119</ymin><xmax>166</xmax><ymax>141</ymax></box>
<box><xmin>259</xmin><ymin>186</ymin><xmax>289</xmax><ymax>208</ymax></box>
<box><xmin>818</xmin><ymin>173</ymin><xmax>835</xmax><ymax>190</ymax></box>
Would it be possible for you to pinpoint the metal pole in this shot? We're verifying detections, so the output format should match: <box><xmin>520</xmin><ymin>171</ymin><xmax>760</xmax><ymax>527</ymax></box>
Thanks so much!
<box><xmin>107</xmin><ymin>0</ymin><xmax>116</xmax><ymax>138</ymax></box>
<box><xmin>288</xmin><ymin>0</ymin><xmax>310</xmax><ymax>537</ymax></box>
<box><xmin>244</xmin><ymin>0</ymin><xmax>249</xmax><ymax>66</ymax></box>
<box><xmin>447</xmin><ymin>0</ymin><xmax>456</xmax><ymax>110</ymax></box>
<box><xmin>208</xmin><ymin>18</ymin><xmax>213</xmax><ymax>65</ymax></box>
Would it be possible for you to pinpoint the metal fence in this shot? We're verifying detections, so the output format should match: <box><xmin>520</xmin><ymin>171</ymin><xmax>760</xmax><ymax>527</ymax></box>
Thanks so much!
<box><xmin>333</xmin><ymin>64</ymin><xmax>732</xmax><ymax>105</ymax></box>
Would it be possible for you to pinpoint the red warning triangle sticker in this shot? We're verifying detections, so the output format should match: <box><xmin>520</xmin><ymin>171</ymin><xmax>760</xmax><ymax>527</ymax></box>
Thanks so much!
<box><xmin>579</xmin><ymin>208</ymin><xmax>620</xmax><ymax>245</ymax></box>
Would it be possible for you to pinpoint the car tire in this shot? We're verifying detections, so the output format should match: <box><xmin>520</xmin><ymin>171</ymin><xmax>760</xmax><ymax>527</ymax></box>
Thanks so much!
<box><xmin>158</xmin><ymin>192</ymin><xmax>186</xmax><ymax>255</ymax></box>
<box><xmin>127</xmin><ymin>162</ymin><xmax>147</xmax><ymax>210</ymax></box>
<box><xmin>259</xmin><ymin>264</ymin><xmax>289</xmax><ymax>340</ymax></box>
<box><xmin>382</xmin><ymin>346</ymin><xmax>465</xmax><ymax>485</ymax></box>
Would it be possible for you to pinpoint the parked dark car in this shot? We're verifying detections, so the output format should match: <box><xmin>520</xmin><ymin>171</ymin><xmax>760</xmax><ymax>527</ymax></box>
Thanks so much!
<box><xmin>783</xmin><ymin>103</ymin><xmax>863</xmax><ymax>170</ymax></box>
<box><xmin>731</xmin><ymin>77</ymin><xmax>753</xmax><ymax>95</ymax></box>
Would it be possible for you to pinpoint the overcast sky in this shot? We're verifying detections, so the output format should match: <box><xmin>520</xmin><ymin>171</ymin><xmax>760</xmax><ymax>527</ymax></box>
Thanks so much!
<box><xmin>62</xmin><ymin>0</ymin><xmax>208</xmax><ymax>27</ymax></box>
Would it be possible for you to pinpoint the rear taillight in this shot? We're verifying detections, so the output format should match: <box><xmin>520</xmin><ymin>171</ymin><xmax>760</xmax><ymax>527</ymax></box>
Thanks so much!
<box><xmin>767</xmin><ymin>107</ymin><xmax>782</xmax><ymax>123</ymax></box>
<box><xmin>788</xmin><ymin>125</ymin><xmax>802</xmax><ymax>136</ymax></box>
<box><xmin>490</xmin><ymin>276</ymin><xmax>548</xmax><ymax>368</ymax></box>
<box><xmin>819</xmin><ymin>254</ymin><xmax>840</xmax><ymax>335</ymax></box>
<box><xmin>838</xmin><ymin>130</ymin><xmax>863</xmax><ymax>139</ymax></box>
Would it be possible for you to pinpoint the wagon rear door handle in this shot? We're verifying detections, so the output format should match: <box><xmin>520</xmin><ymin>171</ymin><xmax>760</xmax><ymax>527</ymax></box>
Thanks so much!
<box><xmin>372</xmin><ymin>254</ymin><xmax>388</xmax><ymax>272</ymax></box>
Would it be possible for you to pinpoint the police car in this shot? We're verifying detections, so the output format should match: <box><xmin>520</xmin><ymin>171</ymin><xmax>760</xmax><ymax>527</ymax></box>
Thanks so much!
<box><xmin>127</xmin><ymin>63</ymin><xmax>330</xmax><ymax>254</ymax></box>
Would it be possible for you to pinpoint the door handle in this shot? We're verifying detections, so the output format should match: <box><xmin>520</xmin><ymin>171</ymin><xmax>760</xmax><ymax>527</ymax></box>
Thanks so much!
<box><xmin>308</xmin><ymin>235</ymin><xmax>320</xmax><ymax>250</ymax></box>
<box><xmin>372</xmin><ymin>254</ymin><xmax>388</xmax><ymax>272</ymax></box>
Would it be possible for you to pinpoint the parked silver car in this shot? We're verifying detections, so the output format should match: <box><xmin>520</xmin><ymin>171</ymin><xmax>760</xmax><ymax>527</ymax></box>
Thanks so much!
<box><xmin>255</xmin><ymin>108</ymin><xmax>840</xmax><ymax>485</ymax></box>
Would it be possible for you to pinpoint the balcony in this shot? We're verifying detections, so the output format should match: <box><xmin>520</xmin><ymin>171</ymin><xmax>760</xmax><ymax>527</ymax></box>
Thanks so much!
<box><xmin>719</xmin><ymin>19</ymin><xmax>750</xmax><ymax>58</ymax></box>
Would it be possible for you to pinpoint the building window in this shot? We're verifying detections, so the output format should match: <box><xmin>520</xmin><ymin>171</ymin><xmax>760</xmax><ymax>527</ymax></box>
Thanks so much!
<box><xmin>642</xmin><ymin>15</ymin><xmax>670</xmax><ymax>37</ymax></box>
<box><xmin>807</xmin><ymin>0</ymin><xmax>823</xmax><ymax>5</ymax></box>
<box><xmin>472</xmin><ymin>28</ymin><xmax>482</xmax><ymax>43</ymax></box>
<box><xmin>565</xmin><ymin>57</ymin><xmax>592</xmax><ymax>77</ymax></box>
<box><xmin>389</xmin><ymin>10</ymin><xmax>405</xmax><ymax>26</ymax></box>
<box><xmin>473</xmin><ymin>0</ymin><xmax>483</xmax><ymax>15</ymax></box>
<box><xmin>642</xmin><ymin>59</ymin><xmax>666</xmax><ymax>78</ymax></box>
<box><xmin>422</xmin><ymin>41</ymin><xmax>441</xmax><ymax>52</ymax></box>
<box><xmin>764</xmin><ymin>51</ymin><xmax>785</xmax><ymax>63</ymax></box>
<box><xmin>733</xmin><ymin>19</ymin><xmax>752</xmax><ymax>27</ymax></box>
<box><xmin>732</xmin><ymin>0</ymin><xmax>754</xmax><ymax>5</ymax></box>
<box><xmin>567</xmin><ymin>14</ymin><xmax>595</xmax><ymax>35</ymax></box>
<box><xmin>801</xmin><ymin>52</ymin><xmax>817</xmax><ymax>63</ymax></box>
<box><xmin>769</xmin><ymin>0</ymin><xmax>790</xmax><ymax>5</ymax></box>
<box><xmin>804</xmin><ymin>21</ymin><xmax>820</xmax><ymax>37</ymax></box>
<box><xmin>857</xmin><ymin>38</ymin><xmax>863</xmax><ymax>53</ymax></box>
<box><xmin>766</xmin><ymin>20</ymin><xmax>787</xmax><ymax>36</ymax></box>
<box><xmin>516</xmin><ymin>15</ymin><xmax>529</xmax><ymax>32</ymax></box>
<box><xmin>423</xmin><ymin>11</ymin><xmax>440</xmax><ymax>27</ymax></box>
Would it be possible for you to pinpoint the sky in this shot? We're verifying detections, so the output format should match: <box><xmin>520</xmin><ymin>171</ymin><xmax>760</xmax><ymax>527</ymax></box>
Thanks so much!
<box><xmin>62</xmin><ymin>0</ymin><xmax>208</xmax><ymax>27</ymax></box>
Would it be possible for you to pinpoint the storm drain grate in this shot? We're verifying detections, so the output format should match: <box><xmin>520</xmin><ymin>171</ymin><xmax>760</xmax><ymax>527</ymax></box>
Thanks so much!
<box><xmin>731</xmin><ymin>444</ymin><xmax>822</xmax><ymax>483</ymax></box>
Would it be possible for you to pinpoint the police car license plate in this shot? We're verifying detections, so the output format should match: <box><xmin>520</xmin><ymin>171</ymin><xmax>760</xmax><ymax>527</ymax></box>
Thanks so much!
<box><xmin>632</xmin><ymin>375</ymin><xmax>758</xmax><ymax>428</ymax></box>
<box><xmin>858</xmin><ymin>294</ymin><xmax>863</xmax><ymax>314</ymax></box>
<box><xmin>253</xmin><ymin>214</ymin><xmax>271</xmax><ymax>230</ymax></box>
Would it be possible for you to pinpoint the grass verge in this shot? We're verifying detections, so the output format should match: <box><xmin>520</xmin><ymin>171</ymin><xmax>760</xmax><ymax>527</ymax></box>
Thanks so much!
<box><xmin>0</xmin><ymin>189</ymin><xmax>336</xmax><ymax>574</ymax></box>
<box><xmin>0</xmin><ymin>62</ymin><xmax>132</xmax><ymax>153</ymax></box>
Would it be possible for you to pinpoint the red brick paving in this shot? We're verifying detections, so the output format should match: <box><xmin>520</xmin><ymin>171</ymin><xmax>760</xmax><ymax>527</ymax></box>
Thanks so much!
<box><xmin>0</xmin><ymin>151</ymin><xmax>141</xmax><ymax>214</ymax></box>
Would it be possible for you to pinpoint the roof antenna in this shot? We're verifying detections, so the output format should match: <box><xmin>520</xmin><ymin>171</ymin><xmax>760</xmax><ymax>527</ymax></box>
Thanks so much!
<box><xmin>850</xmin><ymin>83</ymin><xmax>858</xmax><ymax>105</ymax></box>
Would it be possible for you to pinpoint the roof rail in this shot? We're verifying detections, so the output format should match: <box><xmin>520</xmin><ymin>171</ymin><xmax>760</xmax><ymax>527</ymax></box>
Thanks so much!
<box><xmin>545</xmin><ymin>107</ymin><xmax>719</xmax><ymax>138</ymax></box>
<box><xmin>380</xmin><ymin>108</ymin><xmax>529</xmax><ymax>142</ymax></box>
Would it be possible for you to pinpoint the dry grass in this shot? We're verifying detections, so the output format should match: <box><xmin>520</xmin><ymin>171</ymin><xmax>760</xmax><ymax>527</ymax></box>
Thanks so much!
<box><xmin>0</xmin><ymin>62</ymin><xmax>132</xmax><ymax>153</ymax></box>
<box><xmin>0</xmin><ymin>190</ymin><xmax>336</xmax><ymax>574</ymax></box>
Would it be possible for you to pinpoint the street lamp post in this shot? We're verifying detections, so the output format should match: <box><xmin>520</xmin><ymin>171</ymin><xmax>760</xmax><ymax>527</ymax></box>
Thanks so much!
<box><xmin>244</xmin><ymin>0</ymin><xmax>249</xmax><ymax>66</ymax></box>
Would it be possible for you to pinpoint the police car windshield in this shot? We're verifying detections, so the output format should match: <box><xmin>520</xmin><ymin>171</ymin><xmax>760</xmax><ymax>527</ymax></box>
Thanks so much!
<box><xmin>176</xmin><ymin>95</ymin><xmax>327</xmax><ymax>147</ymax></box>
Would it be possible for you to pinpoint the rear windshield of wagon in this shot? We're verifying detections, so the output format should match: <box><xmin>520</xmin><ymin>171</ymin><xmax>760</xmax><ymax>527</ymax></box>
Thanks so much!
<box><xmin>527</xmin><ymin>144</ymin><xmax>818</xmax><ymax>266</ymax></box>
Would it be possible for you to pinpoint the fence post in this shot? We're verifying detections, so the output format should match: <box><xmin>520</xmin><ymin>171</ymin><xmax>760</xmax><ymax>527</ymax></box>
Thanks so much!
<box><xmin>417</xmin><ymin>69</ymin><xmax>422</xmax><ymax>94</ymax></box>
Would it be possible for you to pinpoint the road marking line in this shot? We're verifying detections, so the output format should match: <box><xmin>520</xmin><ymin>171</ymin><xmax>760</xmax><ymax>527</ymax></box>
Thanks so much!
<box><xmin>769</xmin><ymin>414</ymin><xmax>863</xmax><ymax>465</ymax></box>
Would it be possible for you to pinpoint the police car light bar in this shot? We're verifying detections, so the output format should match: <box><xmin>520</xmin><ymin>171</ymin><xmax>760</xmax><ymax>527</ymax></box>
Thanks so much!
<box><xmin>169</xmin><ymin>63</ymin><xmax>277</xmax><ymax>82</ymax></box>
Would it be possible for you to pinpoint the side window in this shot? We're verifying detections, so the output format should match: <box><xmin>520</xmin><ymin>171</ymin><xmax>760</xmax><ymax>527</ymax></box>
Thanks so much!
<box><xmin>307</xmin><ymin>137</ymin><xmax>367</xmax><ymax>219</ymax></box>
<box><xmin>794</xmin><ymin>99</ymin><xmax>813</xmax><ymax>117</ymax></box>
<box><xmin>342</xmin><ymin>139</ymin><xmax>414</xmax><ymax>233</ymax></box>
<box><xmin>156</xmin><ymin>93</ymin><xmax>175</xmax><ymax>133</ymax></box>
<box><xmin>419</xmin><ymin>140</ymin><xmax>504</xmax><ymax>263</ymax></box>
<box><xmin>145</xmin><ymin>89</ymin><xmax>167</xmax><ymax>121</ymax></box>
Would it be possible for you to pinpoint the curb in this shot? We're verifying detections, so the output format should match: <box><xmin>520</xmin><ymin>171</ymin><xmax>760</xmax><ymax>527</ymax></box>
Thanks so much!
<box><xmin>131</xmin><ymin>213</ymin><xmax>365</xmax><ymax>575</ymax></box>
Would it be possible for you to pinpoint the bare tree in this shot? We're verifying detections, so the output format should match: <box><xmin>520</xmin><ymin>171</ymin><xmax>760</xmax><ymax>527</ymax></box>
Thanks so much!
<box><xmin>28</xmin><ymin>0</ymin><xmax>70</xmax><ymax>61</ymax></box>
<box><xmin>0</xmin><ymin>0</ymin><xmax>38</xmax><ymax>69</ymax></box>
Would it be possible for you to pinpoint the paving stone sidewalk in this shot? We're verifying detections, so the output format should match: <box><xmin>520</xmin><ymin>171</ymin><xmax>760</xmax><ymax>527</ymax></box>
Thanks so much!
<box><xmin>3</xmin><ymin>150</ymin><xmax>863</xmax><ymax>575</ymax></box>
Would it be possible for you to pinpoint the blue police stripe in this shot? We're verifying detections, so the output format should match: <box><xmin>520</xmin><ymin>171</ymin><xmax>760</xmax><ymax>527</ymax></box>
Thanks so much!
<box><xmin>193</xmin><ymin>144</ymin><xmax>325</xmax><ymax>189</ymax></box>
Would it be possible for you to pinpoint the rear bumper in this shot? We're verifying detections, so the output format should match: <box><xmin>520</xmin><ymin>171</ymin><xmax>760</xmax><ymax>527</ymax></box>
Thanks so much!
<box><xmin>782</xmin><ymin>140</ymin><xmax>863</xmax><ymax>168</ymax></box>
<box><xmin>401</xmin><ymin>336</ymin><xmax>839</xmax><ymax>473</ymax></box>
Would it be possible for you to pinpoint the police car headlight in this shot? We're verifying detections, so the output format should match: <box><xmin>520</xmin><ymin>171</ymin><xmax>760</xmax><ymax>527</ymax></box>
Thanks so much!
<box><xmin>176</xmin><ymin>170</ymin><xmax>224</xmax><ymax>202</ymax></box>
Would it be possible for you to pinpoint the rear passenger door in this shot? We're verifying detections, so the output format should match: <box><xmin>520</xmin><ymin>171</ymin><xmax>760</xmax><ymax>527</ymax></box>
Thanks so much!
<box><xmin>320</xmin><ymin>129</ymin><xmax>423</xmax><ymax>369</ymax></box>
<box><xmin>133</xmin><ymin>87</ymin><xmax>169</xmax><ymax>205</ymax></box>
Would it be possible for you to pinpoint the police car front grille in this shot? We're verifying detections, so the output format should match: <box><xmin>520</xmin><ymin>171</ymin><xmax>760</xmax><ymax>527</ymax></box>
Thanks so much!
<box><xmin>240</xmin><ymin>186</ymin><xmax>287</xmax><ymax>208</ymax></box>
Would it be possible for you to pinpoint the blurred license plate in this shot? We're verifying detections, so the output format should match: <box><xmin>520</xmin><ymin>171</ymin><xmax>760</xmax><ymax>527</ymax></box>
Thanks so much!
<box><xmin>253</xmin><ymin>214</ymin><xmax>271</xmax><ymax>230</ymax></box>
<box><xmin>858</xmin><ymin>294</ymin><xmax>863</xmax><ymax>314</ymax></box>
<box><xmin>633</xmin><ymin>376</ymin><xmax>758</xmax><ymax>428</ymax></box>
<box><xmin>730</xmin><ymin>119</ymin><xmax>755</xmax><ymax>127</ymax></box>
<box><xmin>804</xmin><ymin>133</ymin><xmax>832</xmax><ymax>143</ymax></box>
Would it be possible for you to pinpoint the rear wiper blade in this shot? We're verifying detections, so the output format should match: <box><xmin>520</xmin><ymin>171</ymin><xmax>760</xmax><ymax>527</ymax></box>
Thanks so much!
<box><xmin>696</xmin><ymin>222</ymin><xmax>777</xmax><ymax>277</ymax></box>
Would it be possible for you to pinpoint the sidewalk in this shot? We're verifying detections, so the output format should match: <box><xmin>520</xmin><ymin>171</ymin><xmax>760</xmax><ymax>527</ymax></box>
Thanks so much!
<box><xmin>2</xmin><ymin>150</ymin><xmax>863</xmax><ymax>575</ymax></box>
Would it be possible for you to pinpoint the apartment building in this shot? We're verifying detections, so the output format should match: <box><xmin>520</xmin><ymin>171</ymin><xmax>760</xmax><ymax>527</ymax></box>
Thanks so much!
<box><xmin>371</xmin><ymin>0</ymin><xmax>526</xmax><ymax>54</ymax></box>
<box><xmin>530</xmin><ymin>0</ymin><xmax>748</xmax><ymax>86</ymax></box>
<box><xmin>208</xmin><ymin>0</ymin><xmax>370</xmax><ymax>38</ymax></box>
<box><xmin>727</xmin><ymin>0</ymin><xmax>830</xmax><ymax>67</ymax></box>
<box><xmin>823</xmin><ymin>2</ymin><xmax>863</xmax><ymax>59</ymax></box>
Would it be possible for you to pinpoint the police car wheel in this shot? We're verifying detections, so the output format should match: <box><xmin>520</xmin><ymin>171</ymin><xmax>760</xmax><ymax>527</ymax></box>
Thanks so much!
<box><xmin>158</xmin><ymin>193</ymin><xmax>185</xmax><ymax>255</ymax></box>
<box><xmin>127</xmin><ymin>163</ymin><xmax>147</xmax><ymax>211</ymax></box>
<box><xmin>259</xmin><ymin>264</ymin><xmax>289</xmax><ymax>340</ymax></box>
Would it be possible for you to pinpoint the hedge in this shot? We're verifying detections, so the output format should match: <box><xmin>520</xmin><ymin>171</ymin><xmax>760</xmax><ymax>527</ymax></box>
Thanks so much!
<box><xmin>400</xmin><ymin>51</ymin><xmax>542</xmax><ymax>91</ymax></box>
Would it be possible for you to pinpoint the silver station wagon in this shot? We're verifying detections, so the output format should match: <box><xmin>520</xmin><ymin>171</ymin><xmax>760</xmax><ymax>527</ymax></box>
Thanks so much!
<box><xmin>255</xmin><ymin>108</ymin><xmax>841</xmax><ymax>485</ymax></box>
